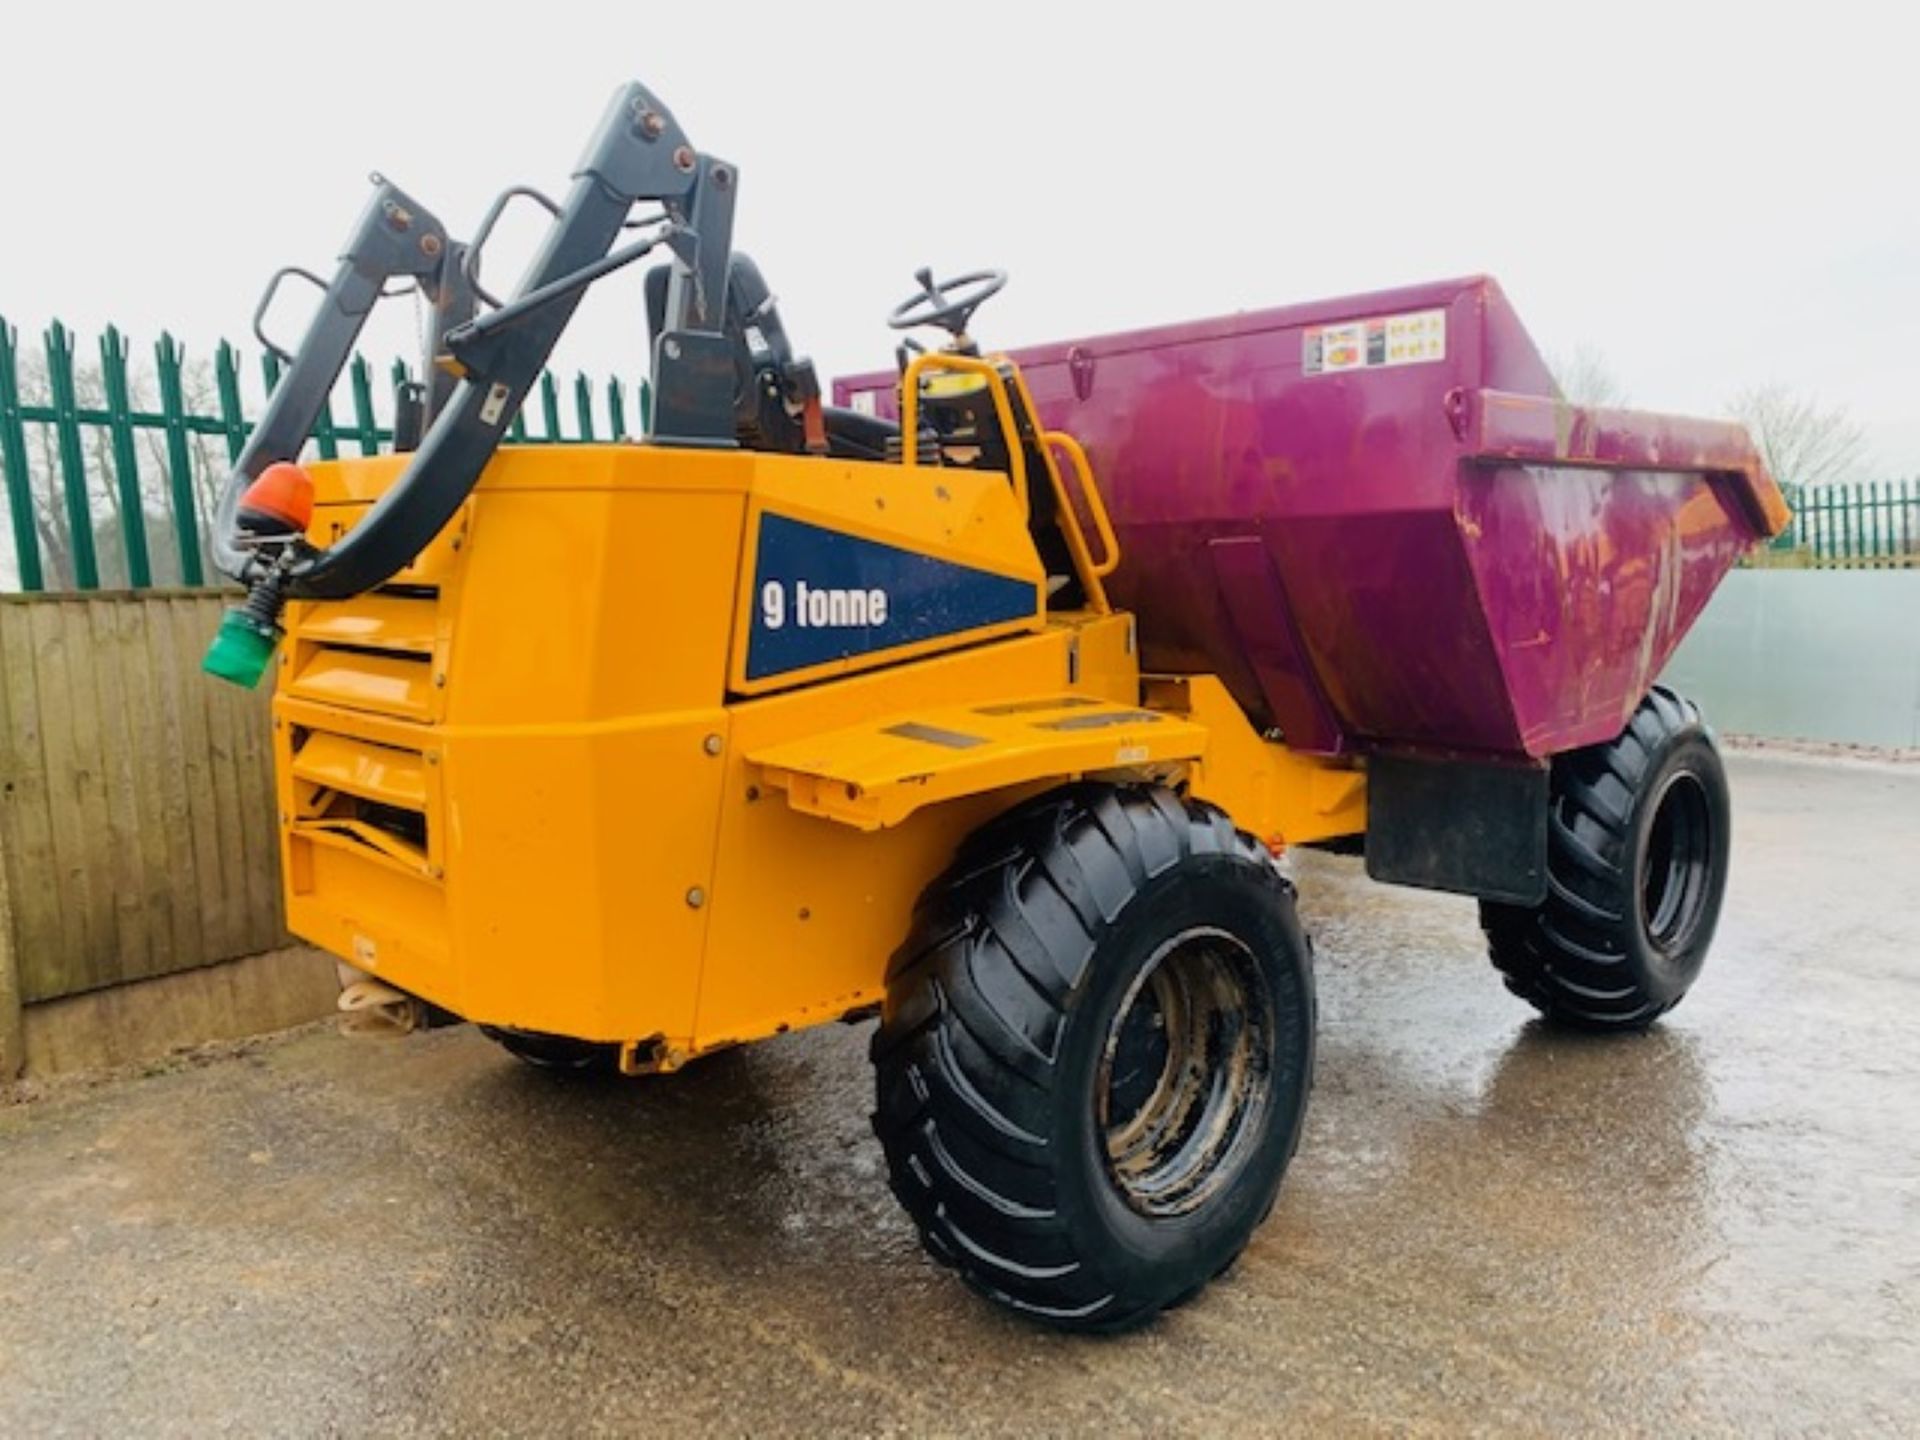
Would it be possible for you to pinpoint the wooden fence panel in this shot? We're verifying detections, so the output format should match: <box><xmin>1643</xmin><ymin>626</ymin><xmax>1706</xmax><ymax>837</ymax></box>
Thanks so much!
<box><xmin>0</xmin><ymin>591</ymin><xmax>283</xmax><ymax>1004</ymax></box>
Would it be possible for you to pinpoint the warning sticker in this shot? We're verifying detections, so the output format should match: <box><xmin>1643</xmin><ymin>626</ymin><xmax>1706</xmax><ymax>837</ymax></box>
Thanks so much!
<box><xmin>1302</xmin><ymin>308</ymin><xmax>1447</xmax><ymax>376</ymax></box>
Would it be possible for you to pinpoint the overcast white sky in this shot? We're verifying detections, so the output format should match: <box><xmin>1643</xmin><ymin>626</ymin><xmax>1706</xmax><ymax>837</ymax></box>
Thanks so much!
<box><xmin>4</xmin><ymin>0</ymin><xmax>1915</xmax><ymax>472</ymax></box>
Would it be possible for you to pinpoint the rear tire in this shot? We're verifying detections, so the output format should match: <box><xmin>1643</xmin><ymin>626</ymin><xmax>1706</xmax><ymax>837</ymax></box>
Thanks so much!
<box><xmin>480</xmin><ymin>1026</ymin><xmax>619</xmax><ymax>1074</ymax></box>
<box><xmin>872</xmin><ymin>783</ymin><xmax>1315</xmax><ymax>1332</ymax></box>
<box><xmin>1481</xmin><ymin>686</ymin><xmax>1730</xmax><ymax>1031</ymax></box>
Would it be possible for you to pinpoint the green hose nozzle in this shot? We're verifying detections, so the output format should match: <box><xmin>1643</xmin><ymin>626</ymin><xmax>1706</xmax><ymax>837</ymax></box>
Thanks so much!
<box><xmin>203</xmin><ymin>605</ymin><xmax>282</xmax><ymax>689</ymax></box>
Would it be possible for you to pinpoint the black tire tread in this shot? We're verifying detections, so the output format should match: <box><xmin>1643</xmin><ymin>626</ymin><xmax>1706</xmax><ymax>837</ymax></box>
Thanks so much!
<box><xmin>872</xmin><ymin>782</ymin><xmax>1296</xmax><ymax>1333</ymax></box>
<box><xmin>1482</xmin><ymin>684</ymin><xmax>1715</xmax><ymax>1029</ymax></box>
<box><xmin>480</xmin><ymin>1026</ymin><xmax>619</xmax><ymax>1074</ymax></box>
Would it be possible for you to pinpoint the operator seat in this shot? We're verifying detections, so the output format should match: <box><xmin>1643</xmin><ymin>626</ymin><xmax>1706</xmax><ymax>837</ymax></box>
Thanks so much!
<box><xmin>643</xmin><ymin>254</ymin><xmax>901</xmax><ymax>460</ymax></box>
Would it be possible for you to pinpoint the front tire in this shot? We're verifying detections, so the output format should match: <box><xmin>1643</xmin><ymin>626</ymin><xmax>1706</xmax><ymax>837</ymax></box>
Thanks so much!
<box><xmin>872</xmin><ymin>784</ymin><xmax>1315</xmax><ymax>1332</ymax></box>
<box><xmin>1481</xmin><ymin>686</ymin><xmax>1731</xmax><ymax>1030</ymax></box>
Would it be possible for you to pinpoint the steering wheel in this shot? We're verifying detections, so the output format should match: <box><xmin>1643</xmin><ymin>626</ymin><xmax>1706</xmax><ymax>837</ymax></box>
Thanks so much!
<box><xmin>887</xmin><ymin>267</ymin><xmax>1008</xmax><ymax>338</ymax></box>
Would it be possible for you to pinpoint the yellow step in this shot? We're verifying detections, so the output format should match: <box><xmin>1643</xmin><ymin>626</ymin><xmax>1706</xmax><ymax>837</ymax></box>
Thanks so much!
<box><xmin>749</xmin><ymin>695</ymin><xmax>1206</xmax><ymax>830</ymax></box>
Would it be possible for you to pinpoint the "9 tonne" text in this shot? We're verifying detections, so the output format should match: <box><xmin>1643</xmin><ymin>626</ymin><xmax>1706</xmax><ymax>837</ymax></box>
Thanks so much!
<box><xmin>761</xmin><ymin>580</ymin><xmax>891</xmax><ymax>631</ymax></box>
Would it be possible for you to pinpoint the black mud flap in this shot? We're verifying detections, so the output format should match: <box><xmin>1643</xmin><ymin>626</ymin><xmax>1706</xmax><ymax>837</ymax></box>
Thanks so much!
<box><xmin>1364</xmin><ymin>753</ymin><xmax>1549</xmax><ymax>905</ymax></box>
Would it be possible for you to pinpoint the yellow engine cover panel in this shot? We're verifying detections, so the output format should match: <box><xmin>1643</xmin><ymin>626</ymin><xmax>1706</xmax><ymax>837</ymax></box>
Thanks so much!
<box><xmin>274</xmin><ymin>443</ymin><xmax>1103</xmax><ymax>1055</ymax></box>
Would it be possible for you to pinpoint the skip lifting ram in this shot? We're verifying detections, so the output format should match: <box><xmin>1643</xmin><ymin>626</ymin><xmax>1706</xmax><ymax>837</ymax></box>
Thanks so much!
<box><xmin>205</xmin><ymin>81</ymin><xmax>1789</xmax><ymax>1330</ymax></box>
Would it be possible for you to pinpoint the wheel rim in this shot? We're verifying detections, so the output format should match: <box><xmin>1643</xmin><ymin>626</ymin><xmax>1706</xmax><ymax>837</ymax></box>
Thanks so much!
<box><xmin>1095</xmin><ymin>927</ymin><xmax>1274</xmax><ymax>1218</ymax></box>
<box><xmin>1640</xmin><ymin>770</ymin><xmax>1715</xmax><ymax>960</ymax></box>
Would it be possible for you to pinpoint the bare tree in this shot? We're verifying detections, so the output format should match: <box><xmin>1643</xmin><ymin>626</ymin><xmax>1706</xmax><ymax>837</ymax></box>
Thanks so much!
<box><xmin>1726</xmin><ymin>384</ymin><xmax>1868</xmax><ymax>489</ymax></box>
<box><xmin>1546</xmin><ymin>343</ymin><xmax>1630</xmax><ymax>408</ymax></box>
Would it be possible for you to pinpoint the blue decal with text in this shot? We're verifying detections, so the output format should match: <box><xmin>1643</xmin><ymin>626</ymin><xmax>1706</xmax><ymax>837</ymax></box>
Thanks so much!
<box><xmin>747</xmin><ymin>512</ymin><xmax>1035</xmax><ymax>681</ymax></box>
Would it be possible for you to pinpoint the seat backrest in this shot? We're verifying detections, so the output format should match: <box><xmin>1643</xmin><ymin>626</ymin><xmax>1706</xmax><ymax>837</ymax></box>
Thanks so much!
<box><xmin>644</xmin><ymin>252</ymin><xmax>817</xmax><ymax>451</ymax></box>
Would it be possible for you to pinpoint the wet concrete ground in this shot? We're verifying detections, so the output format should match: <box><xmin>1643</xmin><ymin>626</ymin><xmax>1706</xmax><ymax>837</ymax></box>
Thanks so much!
<box><xmin>2</xmin><ymin>752</ymin><xmax>1916</xmax><ymax>1435</ymax></box>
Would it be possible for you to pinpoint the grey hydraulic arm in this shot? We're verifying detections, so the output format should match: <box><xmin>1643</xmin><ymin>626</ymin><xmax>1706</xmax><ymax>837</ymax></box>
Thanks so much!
<box><xmin>210</xmin><ymin>80</ymin><xmax>737</xmax><ymax>617</ymax></box>
<box><xmin>219</xmin><ymin>177</ymin><xmax>470</xmax><ymax>584</ymax></box>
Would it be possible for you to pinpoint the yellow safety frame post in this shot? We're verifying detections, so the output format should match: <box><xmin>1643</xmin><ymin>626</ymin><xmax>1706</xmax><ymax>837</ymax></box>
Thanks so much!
<box><xmin>899</xmin><ymin>352</ymin><xmax>1116</xmax><ymax>613</ymax></box>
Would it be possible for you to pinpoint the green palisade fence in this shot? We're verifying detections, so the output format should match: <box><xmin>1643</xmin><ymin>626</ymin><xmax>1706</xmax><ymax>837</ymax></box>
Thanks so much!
<box><xmin>0</xmin><ymin>315</ymin><xmax>653</xmax><ymax>594</ymax></box>
<box><xmin>6</xmin><ymin>315</ymin><xmax>1915</xmax><ymax>589</ymax></box>
<box><xmin>1761</xmin><ymin>480</ymin><xmax>1919</xmax><ymax>568</ymax></box>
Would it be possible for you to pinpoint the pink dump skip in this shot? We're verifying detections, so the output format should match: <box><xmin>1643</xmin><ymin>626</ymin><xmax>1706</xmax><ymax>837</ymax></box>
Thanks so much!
<box><xmin>836</xmin><ymin>276</ymin><xmax>1787</xmax><ymax>760</ymax></box>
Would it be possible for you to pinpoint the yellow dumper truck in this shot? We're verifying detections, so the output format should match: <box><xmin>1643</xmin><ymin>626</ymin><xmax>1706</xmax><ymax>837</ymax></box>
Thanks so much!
<box><xmin>205</xmin><ymin>81</ymin><xmax>1785</xmax><ymax>1328</ymax></box>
